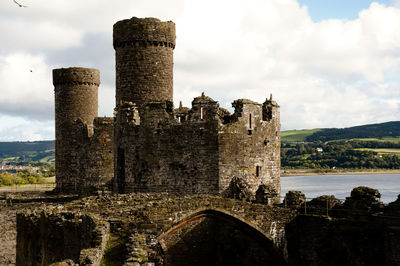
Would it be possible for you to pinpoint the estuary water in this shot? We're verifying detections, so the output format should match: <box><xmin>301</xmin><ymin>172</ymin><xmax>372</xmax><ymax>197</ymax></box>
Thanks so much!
<box><xmin>281</xmin><ymin>173</ymin><xmax>400</xmax><ymax>204</ymax></box>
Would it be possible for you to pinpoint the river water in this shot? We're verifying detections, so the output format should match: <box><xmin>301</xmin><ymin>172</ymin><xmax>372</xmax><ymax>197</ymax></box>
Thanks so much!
<box><xmin>281</xmin><ymin>173</ymin><xmax>400</xmax><ymax>204</ymax></box>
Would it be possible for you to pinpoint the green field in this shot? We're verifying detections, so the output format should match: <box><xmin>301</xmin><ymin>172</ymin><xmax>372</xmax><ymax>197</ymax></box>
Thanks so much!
<box><xmin>281</xmin><ymin>129</ymin><xmax>321</xmax><ymax>143</ymax></box>
<box><xmin>281</xmin><ymin>131</ymin><xmax>400</xmax><ymax>144</ymax></box>
<box><xmin>352</xmin><ymin>137</ymin><xmax>400</xmax><ymax>143</ymax></box>
<box><xmin>355</xmin><ymin>148</ymin><xmax>400</xmax><ymax>155</ymax></box>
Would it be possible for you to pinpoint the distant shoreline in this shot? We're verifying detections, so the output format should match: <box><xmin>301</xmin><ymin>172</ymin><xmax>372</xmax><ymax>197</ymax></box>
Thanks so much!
<box><xmin>281</xmin><ymin>169</ymin><xmax>400</xmax><ymax>177</ymax></box>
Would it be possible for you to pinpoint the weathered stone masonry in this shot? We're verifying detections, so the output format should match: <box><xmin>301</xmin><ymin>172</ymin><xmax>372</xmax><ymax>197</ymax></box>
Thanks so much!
<box><xmin>113</xmin><ymin>17</ymin><xmax>175</xmax><ymax>112</ymax></box>
<box><xmin>53</xmin><ymin>67</ymin><xmax>114</xmax><ymax>193</ymax></box>
<box><xmin>112</xmin><ymin>17</ymin><xmax>281</xmax><ymax>199</ymax></box>
<box><xmin>53</xmin><ymin>17</ymin><xmax>280</xmax><ymax>202</ymax></box>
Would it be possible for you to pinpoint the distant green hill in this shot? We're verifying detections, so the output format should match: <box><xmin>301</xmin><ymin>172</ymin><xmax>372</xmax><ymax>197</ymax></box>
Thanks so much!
<box><xmin>0</xmin><ymin>141</ymin><xmax>55</xmax><ymax>163</ymax></box>
<box><xmin>281</xmin><ymin>129</ymin><xmax>321</xmax><ymax>143</ymax></box>
<box><xmin>281</xmin><ymin>121</ymin><xmax>400</xmax><ymax>143</ymax></box>
<box><xmin>305</xmin><ymin>121</ymin><xmax>400</xmax><ymax>142</ymax></box>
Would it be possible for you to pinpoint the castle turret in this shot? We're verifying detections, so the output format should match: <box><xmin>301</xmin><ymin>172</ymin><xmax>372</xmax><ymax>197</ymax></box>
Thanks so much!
<box><xmin>113</xmin><ymin>17</ymin><xmax>176</xmax><ymax>113</ymax></box>
<box><xmin>53</xmin><ymin>67</ymin><xmax>100</xmax><ymax>192</ymax></box>
<box><xmin>113</xmin><ymin>17</ymin><xmax>176</xmax><ymax>193</ymax></box>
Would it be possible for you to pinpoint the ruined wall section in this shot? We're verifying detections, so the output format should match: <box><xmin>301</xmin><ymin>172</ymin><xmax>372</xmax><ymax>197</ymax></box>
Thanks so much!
<box><xmin>113</xmin><ymin>102</ymin><xmax>140</xmax><ymax>193</ymax></box>
<box><xmin>53</xmin><ymin>67</ymin><xmax>114</xmax><ymax>193</ymax></box>
<box><xmin>113</xmin><ymin>17</ymin><xmax>175</xmax><ymax>113</ymax></box>
<box><xmin>114</xmin><ymin>93</ymin><xmax>280</xmax><ymax>197</ymax></box>
<box><xmin>16</xmin><ymin>211</ymin><xmax>109</xmax><ymax>266</ymax></box>
<box><xmin>53</xmin><ymin>67</ymin><xmax>99</xmax><ymax>192</ymax></box>
<box><xmin>218</xmin><ymin>98</ymin><xmax>280</xmax><ymax>201</ymax></box>
<box><xmin>115</xmin><ymin>98</ymin><xmax>220</xmax><ymax>194</ymax></box>
<box><xmin>262</xmin><ymin>97</ymin><xmax>281</xmax><ymax>195</ymax></box>
<box><xmin>77</xmin><ymin>117</ymin><xmax>114</xmax><ymax>193</ymax></box>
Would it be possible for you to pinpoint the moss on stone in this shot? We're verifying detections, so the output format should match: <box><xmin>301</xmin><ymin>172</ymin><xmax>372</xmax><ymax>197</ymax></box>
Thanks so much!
<box><xmin>100</xmin><ymin>234</ymin><xmax>125</xmax><ymax>266</ymax></box>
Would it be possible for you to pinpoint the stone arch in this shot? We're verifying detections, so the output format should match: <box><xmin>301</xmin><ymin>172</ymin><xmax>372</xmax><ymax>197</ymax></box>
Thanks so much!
<box><xmin>157</xmin><ymin>209</ymin><xmax>287</xmax><ymax>266</ymax></box>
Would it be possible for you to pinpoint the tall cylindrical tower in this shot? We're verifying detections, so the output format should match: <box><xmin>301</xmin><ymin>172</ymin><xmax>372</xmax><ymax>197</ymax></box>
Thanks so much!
<box><xmin>53</xmin><ymin>67</ymin><xmax>100</xmax><ymax>192</ymax></box>
<box><xmin>113</xmin><ymin>17</ymin><xmax>176</xmax><ymax>112</ymax></box>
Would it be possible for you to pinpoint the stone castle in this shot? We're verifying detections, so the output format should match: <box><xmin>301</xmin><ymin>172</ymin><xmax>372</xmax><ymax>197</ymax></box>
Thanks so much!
<box><xmin>10</xmin><ymin>16</ymin><xmax>400</xmax><ymax>266</ymax></box>
<box><xmin>53</xmin><ymin>17</ymin><xmax>281</xmax><ymax>200</ymax></box>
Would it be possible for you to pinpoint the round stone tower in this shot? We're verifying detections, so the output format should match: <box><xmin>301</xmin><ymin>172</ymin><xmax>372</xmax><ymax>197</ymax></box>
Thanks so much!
<box><xmin>113</xmin><ymin>17</ymin><xmax>176</xmax><ymax>112</ymax></box>
<box><xmin>53</xmin><ymin>67</ymin><xmax>100</xmax><ymax>192</ymax></box>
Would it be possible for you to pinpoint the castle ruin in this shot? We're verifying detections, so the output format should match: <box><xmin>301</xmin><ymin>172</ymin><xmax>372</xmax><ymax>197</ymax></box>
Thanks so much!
<box><xmin>53</xmin><ymin>17</ymin><xmax>281</xmax><ymax>200</ymax></box>
<box><xmin>9</xmin><ymin>16</ymin><xmax>400</xmax><ymax>266</ymax></box>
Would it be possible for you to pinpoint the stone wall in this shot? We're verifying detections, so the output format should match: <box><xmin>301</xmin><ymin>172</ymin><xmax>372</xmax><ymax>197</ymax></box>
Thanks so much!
<box><xmin>285</xmin><ymin>215</ymin><xmax>400</xmax><ymax>266</ymax></box>
<box><xmin>113</xmin><ymin>93</ymin><xmax>280</xmax><ymax>201</ymax></box>
<box><xmin>218</xmin><ymin>97</ymin><xmax>281</xmax><ymax>200</ymax></box>
<box><xmin>16</xmin><ymin>211</ymin><xmax>109</xmax><ymax>266</ymax></box>
<box><xmin>53</xmin><ymin>67</ymin><xmax>114</xmax><ymax>194</ymax></box>
<box><xmin>114</xmin><ymin>99</ymin><xmax>220</xmax><ymax>194</ymax></box>
<box><xmin>15</xmin><ymin>193</ymin><xmax>296</xmax><ymax>265</ymax></box>
<box><xmin>113</xmin><ymin>17</ymin><xmax>175</xmax><ymax>113</ymax></box>
<box><xmin>14</xmin><ymin>191</ymin><xmax>400</xmax><ymax>265</ymax></box>
<box><xmin>112</xmin><ymin>94</ymin><xmax>280</xmax><ymax>201</ymax></box>
<box><xmin>77</xmin><ymin>117</ymin><xmax>114</xmax><ymax>193</ymax></box>
<box><xmin>53</xmin><ymin>67</ymin><xmax>100</xmax><ymax>193</ymax></box>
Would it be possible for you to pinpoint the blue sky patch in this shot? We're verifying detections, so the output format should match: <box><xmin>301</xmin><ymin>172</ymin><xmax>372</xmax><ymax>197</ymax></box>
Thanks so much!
<box><xmin>298</xmin><ymin>0</ymin><xmax>393</xmax><ymax>21</ymax></box>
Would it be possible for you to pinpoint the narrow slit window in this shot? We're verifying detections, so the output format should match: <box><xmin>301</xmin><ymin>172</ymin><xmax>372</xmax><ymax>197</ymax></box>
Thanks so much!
<box><xmin>178</xmin><ymin>116</ymin><xmax>181</xmax><ymax>123</ymax></box>
<box><xmin>200</xmin><ymin>107</ymin><xmax>204</xmax><ymax>120</ymax></box>
<box><xmin>256</xmin><ymin>165</ymin><xmax>260</xmax><ymax>177</ymax></box>
<box><xmin>249</xmin><ymin>114</ymin><xmax>252</xmax><ymax>129</ymax></box>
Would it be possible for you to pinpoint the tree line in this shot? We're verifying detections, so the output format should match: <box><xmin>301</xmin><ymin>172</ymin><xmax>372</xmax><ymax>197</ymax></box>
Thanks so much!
<box><xmin>305</xmin><ymin>121</ymin><xmax>400</xmax><ymax>142</ymax></box>
<box><xmin>281</xmin><ymin>140</ymin><xmax>400</xmax><ymax>169</ymax></box>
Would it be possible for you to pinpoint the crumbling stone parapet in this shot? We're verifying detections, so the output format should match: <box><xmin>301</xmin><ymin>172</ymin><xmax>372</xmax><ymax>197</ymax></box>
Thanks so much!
<box><xmin>256</xmin><ymin>184</ymin><xmax>279</xmax><ymax>205</ymax></box>
<box><xmin>343</xmin><ymin>186</ymin><xmax>384</xmax><ymax>212</ymax></box>
<box><xmin>228</xmin><ymin>176</ymin><xmax>255</xmax><ymax>201</ymax></box>
<box><xmin>283</xmin><ymin>191</ymin><xmax>306</xmax><ymax>209</ymax></box>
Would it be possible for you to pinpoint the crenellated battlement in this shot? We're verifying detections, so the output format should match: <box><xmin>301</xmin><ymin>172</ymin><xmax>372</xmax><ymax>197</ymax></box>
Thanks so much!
<box><xmin>53</xmin><ymin>67</ymin><xmax>100</xmax><ymax>86</ymax></box>
<box><xmin>113</xmin><ymin>17</ymin><xmax>175</xmax><ymax>49</ymax></box>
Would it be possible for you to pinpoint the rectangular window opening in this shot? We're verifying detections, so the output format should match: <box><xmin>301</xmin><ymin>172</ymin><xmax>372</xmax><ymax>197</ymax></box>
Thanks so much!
<box><xmin>200</xmin><ymin>107</ymin><xmax>204</xmax><ymax>120</ymax></box>
<box><xmin>249</xmin><ymin>113</ymin><xmax>252</xmax><ymax>129</ymax></box>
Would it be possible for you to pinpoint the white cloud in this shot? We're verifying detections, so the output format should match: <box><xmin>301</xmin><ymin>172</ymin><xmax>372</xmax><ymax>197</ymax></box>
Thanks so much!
<box><xmin>0</xmin><ymin>19</ymin><xmax>83</xmax><ymax>52</ymax></box>
<box><xmin>0</xmin><ymin>0</ymin><xmax>400</xmax><ymax>140</ymax></box>
<box><xmin>393</xmin><ymin>0</ymin><xmax>400</xmax><ymax>8</ymax></box>
<box><xmin>0</xmin><ymin>116</ymin><xmax>54</xmax><ymax>141</ymax></box>
<box><xmin>0</xmin><ymin>53</ymin><xmax>53</xmax><ymax>120</ymax></box>
<box><xmin>174</xmin><ymin>0</ymin><xmax>400</xmax><ymax>129</ymax></box>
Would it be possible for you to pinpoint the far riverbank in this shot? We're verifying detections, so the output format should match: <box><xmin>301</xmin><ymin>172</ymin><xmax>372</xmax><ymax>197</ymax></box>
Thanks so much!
<box><xmin>281</xmin><ymin>168</ymin><xmax>400</xmax><ymax>177</ymax></box>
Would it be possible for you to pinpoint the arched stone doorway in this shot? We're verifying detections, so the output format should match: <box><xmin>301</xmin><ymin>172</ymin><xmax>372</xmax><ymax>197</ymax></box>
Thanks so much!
<box><xmin>157</xmin><ymin>209</ymin><xmax>287</xmax><ymax>266</ymax></box>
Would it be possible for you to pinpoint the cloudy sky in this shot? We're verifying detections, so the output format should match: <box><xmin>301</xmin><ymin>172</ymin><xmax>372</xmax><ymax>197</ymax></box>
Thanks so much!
<box><xmin>0</xmin><ymin>0</ymin><xmax>399</xmax><ymax>141</ymax></box>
